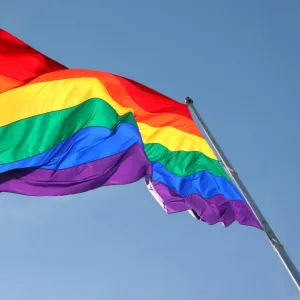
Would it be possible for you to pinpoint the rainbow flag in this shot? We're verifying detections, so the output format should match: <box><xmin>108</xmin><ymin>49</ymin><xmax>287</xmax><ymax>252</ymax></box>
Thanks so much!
<box><xmin>0</xmin><ymin>29</ymin><xmax>261</xmax><ymax>229</ymax></box>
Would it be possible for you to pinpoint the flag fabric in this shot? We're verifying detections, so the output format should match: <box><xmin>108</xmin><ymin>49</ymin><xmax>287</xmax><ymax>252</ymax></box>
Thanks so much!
<box><xmin>0</xmin><ymin>29</ymin><xmax>262</xmax><ymax>229</ymax></box>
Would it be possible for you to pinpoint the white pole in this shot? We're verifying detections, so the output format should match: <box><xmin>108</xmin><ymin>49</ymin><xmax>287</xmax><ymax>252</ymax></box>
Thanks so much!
<box><xmin>185</xmin><ymin>96</ymin><xmax>300</xmax><ymax>291</ymax></box>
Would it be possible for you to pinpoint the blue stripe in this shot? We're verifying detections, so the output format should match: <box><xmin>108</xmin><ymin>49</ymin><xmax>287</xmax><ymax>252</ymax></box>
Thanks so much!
<box><xmin>151</xmin><ymin>162</ymin><xmax>244</xmax><ymax>201</ymax></box>
<box><xmin>0</xmin><ymin>123</ymin><xmax>144</xmax><ymax>173</ymax></box>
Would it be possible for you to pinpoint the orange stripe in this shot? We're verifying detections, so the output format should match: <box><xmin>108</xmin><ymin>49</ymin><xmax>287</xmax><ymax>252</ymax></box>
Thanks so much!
<box><xmin>0</xmin><ymin>74</ymin><xmax>23</xmax><ymax>93</ymax></box>
<box><xmin>28</xmin><ymin>69</ymin><xmax>203</xmax><ymax>137</ymax></box>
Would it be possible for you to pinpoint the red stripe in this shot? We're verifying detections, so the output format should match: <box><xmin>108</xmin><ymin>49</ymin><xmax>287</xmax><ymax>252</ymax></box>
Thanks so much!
<box><xmin>0</xmin><ymin>29</ymin><xmax>66</xmax><ymax>82</ymax></box>
<box><xmin>116</xmin><ymin>75</ymin><xmax>192</xmax><ymax>120</ymax></box>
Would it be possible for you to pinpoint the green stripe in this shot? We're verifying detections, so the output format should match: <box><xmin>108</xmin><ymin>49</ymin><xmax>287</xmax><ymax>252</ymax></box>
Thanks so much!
<box><xmin>0</xmin><ymin>98</ymin><xmax>137</xmax><ymax>164</ymax></box>
<box><xmin>144</xmin><ymin>143</ymin><xmax>230</xmax><ymax>180</ymax></box>
<box><xmin>1</xmin><ymin>97</ymin><xmax>229</xmax><ymax>181</ymax></box>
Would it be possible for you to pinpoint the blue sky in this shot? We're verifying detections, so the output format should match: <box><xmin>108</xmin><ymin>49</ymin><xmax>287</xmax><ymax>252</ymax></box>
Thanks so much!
<box><xmin>1</xmin><ymin>1</ymin><xmax>300</xmax><ymax>299</ymax></box>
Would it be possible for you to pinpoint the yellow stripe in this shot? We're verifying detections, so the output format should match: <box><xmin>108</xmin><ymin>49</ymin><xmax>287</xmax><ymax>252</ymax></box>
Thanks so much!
<box><xmin>0</xmin><ymin>77</ymin><xmax>216</xmax><ymax>159</ymax></box>
<box><xmin>138</xmin><ymin>122</ymin><xmax>217</xmax><ymax>160</ymax></box>
<box><xmin>0</xmin><ymin>77</ymin><xmax>133</xmax><ymax>127</ymax></box>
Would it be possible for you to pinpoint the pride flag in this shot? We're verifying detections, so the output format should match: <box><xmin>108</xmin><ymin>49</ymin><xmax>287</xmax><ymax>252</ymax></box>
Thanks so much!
<box><xmin>0</xmin><ymin>29</ymin><xmax>261</xmax><ymax>229</ymax></box>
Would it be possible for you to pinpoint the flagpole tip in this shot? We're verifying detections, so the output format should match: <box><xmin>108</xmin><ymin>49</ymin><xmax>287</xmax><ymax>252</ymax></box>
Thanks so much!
<box><xmin>185</xmin><ymin>97</ymin><xmax>194</xmax><ymax>105</ymax></box>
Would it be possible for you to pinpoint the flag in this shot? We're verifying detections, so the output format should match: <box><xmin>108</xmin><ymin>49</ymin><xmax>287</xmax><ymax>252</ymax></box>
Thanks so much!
<box><xmin>0</xmin><ymin>29</ymin><xmax>261</xmax><ymax>229</ymax></box>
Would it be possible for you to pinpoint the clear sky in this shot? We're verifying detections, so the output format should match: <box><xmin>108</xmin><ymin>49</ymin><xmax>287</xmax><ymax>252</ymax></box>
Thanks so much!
<box><xmin>1</xmin><ymin>1</ymin><xmax>300</xmax><ymax>299</ymax></box>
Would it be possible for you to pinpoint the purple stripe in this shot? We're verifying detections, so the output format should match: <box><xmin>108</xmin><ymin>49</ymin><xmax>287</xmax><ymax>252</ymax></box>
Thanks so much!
<box><xmin>0</xmin><ymin>142</ymin><xmax>262</xmax><ymax>230</ymax></box>
<box><xmin>152</xmin><ymin>181</ymin><xmax>263</xmax><ymax>229</ymax></box>
<box><xmin>0</xmin><ymin>144</ymin><xmax>152</xmax><ymax>196</ymax></box>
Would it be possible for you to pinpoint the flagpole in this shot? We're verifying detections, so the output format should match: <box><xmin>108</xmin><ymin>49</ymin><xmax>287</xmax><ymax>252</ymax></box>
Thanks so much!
<box><xmin>185</xmin><ymin>96</ymin><xmax>300</xmax><ymax>291</ymax></box>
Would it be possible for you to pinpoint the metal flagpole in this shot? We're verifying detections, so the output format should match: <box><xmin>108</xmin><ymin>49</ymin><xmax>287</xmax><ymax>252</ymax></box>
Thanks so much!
<box><xmin>185</xmin><ymin>96</ymin><xmax>300</xmax><ymax>291</ymax></box>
